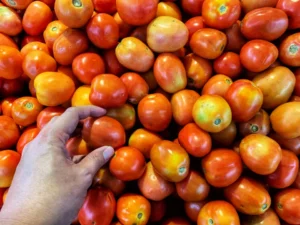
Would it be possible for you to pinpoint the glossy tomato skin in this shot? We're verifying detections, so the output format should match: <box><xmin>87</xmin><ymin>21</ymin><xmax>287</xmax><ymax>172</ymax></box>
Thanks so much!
<box><xmin>36</xmin><ymin>106</ymin><xmax>66</xmax><ymax>129</ymax></box>
<box><xmin>150</xmin><ymin>140</ymin><xmax>190</xmax><ymax>182</ymax></box>
<box><xmin>185</xmin><ymin>16</ymin><xmax>205</xmax><ymax>41</ymax></box>
<box><xmin>202</xmin><ymin>0</ymin><xmax>241</xmax><ymax>29</ymax></box>
<box><xmin>106</xmin><ymin>104</ymin><xmax>136</xmax><ymax>130</ymax></box>
<box><xmin>0</xmin><ymin>116</ymin><xmax>20</xmax><ymax>150</ymax></box>
<box><xmin>0</xmin><ymin>6</ymin><xmax>22</xmax><ymax>36</ymax></box>
<box><xmin>197</xmin><ymin>200</ymin><xmax>240</xmax><ymax>225</ymax></box>
<box><xmin>279</xmin><ymin>33</ymin><xmax>300</xmax><ymax>67</ymax></box>
<box><xmin>184</xmin><ymin>201</ymin><xmax>207</xmax><ymax>222</ymax></box>
<box><xmin>114</xmin><ymin>12</ymin><xmax>133</xmax><ymax>39</ymax></box>
<box><xmin>71</xmin><ymin>85</ymin><xmax>92</xmax><ymax>107</ymax></box>
<box><xmin>274</xmin><ymin>188</ymin><xmax>300</xmax><ymax>224</ymax></box>
<box><xmin>241</xmin><ymin>208</ymin><xmax>281</xmax><ymax>225</ymax></box>
<box><xmin>20</xmin><ymin>41</ymin><xmax>50</xmax><ymax>57</ymax></box>
<box><xmin>213</xmin><ymin>52</ymin><xmax>243</xmax><ymax>79</ymax></box>
<box><xmin>157</xmin><ymin>2</ymin><xmax>182</xmax><ymax>19</ymax></box>
<box><xmin>225</xmin><ymin>79</ymin><xmax>263</xmax><ymax>122</ymax></box>
<box><xmin>241</xmin><ymin>0</ymin><xmax>278</xmax><ymax>13</ymax></box>
<box><xmin>224</xmin><ymin>177</ymin><xmax>271</xmax><ymax>215</ymax></box>
<box><xmin>224</xmin><ymin>20</ymin><xmax>247</xmax><ymax>53</ymax></box>
<box><xmin>0</xmin><ymin>150</ymin><xmax>21</xmax><ymax>188</ymax></box>
<box><xmin>1</xmin><ymin>97</ymin><xmax>17</xmax><ymax>117</ymax></box>
<box><xmin>277</xmin><ymin>0</ymin><xmax>300</xmax><ymax>29</ymax></box>
<box><xmin>16</xmin><ymin>126</ymin><xmax>40</xmax><ymax>155</ymax></box>
<box><xmin>201</xmin><ymin>74</ymin><xmax>232</xmax><ymax>98</ymax></box>
<box><xmin>66</xmin><ymin>136</ymin><xmax>90</xmax><ymax>157</ymax></box>
<box><xmin>43</xmin><ymin>20</ymin><xmax>68</xmax><ymax>50</ymax></box>
<box><xmin>78</xmin><ymin>186</ymin><xmax>116</xmax><ymax>225</ymax></box>
<box><xmin>0</xmin><ymin>46</ymin><xmax>23</xmax><ymax>79</ymax></box>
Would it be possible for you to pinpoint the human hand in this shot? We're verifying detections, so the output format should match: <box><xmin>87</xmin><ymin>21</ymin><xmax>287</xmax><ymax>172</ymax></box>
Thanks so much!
<box><xmin>0</xmin><ymin>106</ymin><xmax>114</xmax><ymax>225</ymax></box>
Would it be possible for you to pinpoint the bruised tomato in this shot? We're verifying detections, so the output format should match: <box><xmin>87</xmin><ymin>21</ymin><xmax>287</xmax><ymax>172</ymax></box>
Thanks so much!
<box><xmin>0</xmin><ymin>150</ymin><xmax>21</xmax><ymax>188</ymax></box>
<box><xmin>201</xmin><ymin>74</ymin><xmax>232</xmax><ymax>98</ymax></box>
<box><xmin>242</xmin><ymin>208</ymin><xmax>281</xmax><ymax>225</ymax></box>
<box><xmin>106</xmin><ymin>104</ymin><xmax>136</xmax><ymax>130</ymax></box>
<box><xmin>211</xmin><ymin>121</ymin><xmax>237</xmax><ymax>147</ymax></box>
<box><xmin>16</xmin><ymin>126</ymin><xmax>40</xmax><ymax>154</ymax></box>
<box><xmin>276</xmin><ymin>0</ymin><xmax>300</xmax><ymax>29</ymax></box>
<box><xmin>36</xmin><ymin>106</ymin><xmax>66</xmax><ymax>129</ymax></box>
<box><xmin>71</xmin><ymin>85</ymin><xmax>92</xmax><ymax>107</ymax></box>
<box><xmin>1</xmin><ymin>97</ymin><xmax>16</xmax><ymax>117</ymax></box>
<box><xmin>0</xmin><ymin>46</ymin><xmax>23</xmax><ymax>80</ymax></box>
<box><xmin>157</xmin><ymin>2</ymin><xmax>182</xmax><ymax>20</ymax></box>
<box><xmin>103</xmin><ymin>49</ymin><xmax>127</xmax><ymax>76</ymax></box>
<box><xmin>279</xmin><ymin>32</ymin><xmax>300</xmax><ymax>67</ymax></box>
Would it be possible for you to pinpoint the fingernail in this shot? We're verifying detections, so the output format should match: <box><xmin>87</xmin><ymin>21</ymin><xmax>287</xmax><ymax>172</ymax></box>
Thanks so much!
<box><xmin>103</xmin><ymin>147</ymin><xmax>114</xmax><ymax>161</ymax></box>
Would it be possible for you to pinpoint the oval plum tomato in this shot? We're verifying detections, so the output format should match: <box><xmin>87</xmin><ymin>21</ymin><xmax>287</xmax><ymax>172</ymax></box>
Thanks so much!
<box><xmin>192</xmin><ymin>95</ymin><xmax>232</xmax><ymax>133</ymax></box>
<box><xmin>54</xmin><ymin>0</ymin><xmax>93</xmax><ymax>28</ymax></box>
<box><xmin>0</xmin><ymin>150</ymin><xmax>21</xmax><ymax>188</ymax></box>
<box><xmin>270</xmin><ymin>102</ymin><xmax>300</xmax><ymax>139</ymax></box>
<box><xmin>43</xmin><ymin>20</ymin><xmax>68</xmax><ymax>50</ymax></box>
<box><xmin>242</xmin><ymin>208</ymin><xmax>281</xmax><ymax>225</ymax></box>
<box><xmin>22</xmin><ymin>50</ymin><xmax>57</xmax><ymax>79</ymax></box>
<box><xmin>269</xmin><ymin>132</ymin><xmax>300</xmax><ymax>156</ymax></box>
<box><xmin>202</xmin><ymin>0</ymin><xmax>241</xmax><ymax>29</ymax></box>
<box><xmin>202</xmin><ymin>149</ymin><xmax>243</xmax><ymax>188</ymax></box>
<box><xmin>0</xmin><ymin>116</ymin><xmax>20</xmax><ymax>150</ymax></box>
<box><xmin>294</xmin><ymin>169</ymin><xmax>300</xmax><ymax>188</ymax></box>
<box><xmin>279</xmin><ymin>32</ymin><xmax>300</xmax><ymax>67</ymax></box>
<box><xmin>0</xmin><ymin>46</ymin><xmax>23</xmax><ymax>79</ymax></box>
<box><xmin>116</xmin><ymin>37</ymin><xmax>154</xmax><ymax>73</ymax></box>
<box><xmin>181</xmin><ymin>0</ymin><xmax>204</xmax><ymax>16</ymax></box>
<box><xmin>150</xmin><ymin>140</ymin><xmax>190</xmax><ymax>182</ymax></box>
<box><xmin>11</xmin><ymin>97</ymin><xmax>43</xmax><ymax>127</ymax></box>
<box><xmin>213</xmin><ymin>52</ymin><xmax>243</xmax><ymax>79</ymax></box>
<box><xmin>183</xmin><ymin>53</ymin><xmax>213</xmax><ymax>89</ymax></box>
<box><xmin>138</xmin><ymin>162</ymin><xmax>175</xmax><ymax>201</ymax></box>
<box><xmin>106</xmin><ymin>104</ymin><xmax>136</xmax><ymax>130</ymax></box>
<box><xmin>86</xmin><ymin>13</ymin><xmax>119</xmax><ymax>49</ymax></box>
<box><xmin>197</xmin><ymin>200</ymin><xmax>240</xmax><ymax>225</ymax></box>
<box><xmin>103</xmin><ymin>49</ymin><xmax>127</xmax><ymax>76</ymax></box>
<box><xmin>201</xmin><ymin>75</ymin><xmax>232</xmax><ymax>99</ymax></box>
<box><xmin>162</xmin><ymin>217</ymin><xmax>191</xmax><ymax>225</ymax></box>
<box><xmin>157</xmin><ymin>2</ymin><xmax>182</xmax><ymax>20</ymax></box>
<box><xmin>0</xmin><ymin>6</ymin><xmax>22</xmax><ymax>36</ymax></box>
<box><xmin>34</xmin><ymin>72</ymin><xmax>75</xmax><ymax>106</ymax></box>
<box><xmin>241</xmin><ymin>0</ymin><xmax>278</xmax><ymax>13</ymax></box>
<box><xmin>66</xmin><ymin>136</ymin><xmax>90</xmax><ymax>157</ymax></box>
<box><xmin>190</xmin><ymin>28</ymin><xmax>227</xmax><ymax>60</ymax></box>
<box><xmin>72</xmin><ymin>52</ymin><xmax>105</xmax><ymax>85</ymax></box>
<box><xmin>82</xmin><ymin>116</ymin><xmax>126</xmax><ymax>149</ymax></box>
<box><xmin>295</xmin><ymin>68</ymin><xmax>300</xmax><ymax>96</ymax></box>
<box><xmin>176</xmin><ymin>170</ymin><xmax>210</xmax><ymax>202</ymax></box>
<box><xmin>241</xmin><ymin>8</ymin><xmax>288</xmax><ymax>41</ymax></box>
<box><xmin>89</xmin><ymin>74</ymin><xmax>128</xmax><ymax>108</ymax></box>
<box><xmin>22</xmin><ymin>1</ymin><xmax>53</xmax><ymax>36</ymax></box>
<box><xmin>116</xmin><ymin>0</ymin><xmax>158</xmax><ymax>26</ymax></box>
<box><xmin>224</xmin><ymin>177</ymin><xmax>271</xmax><ymax>215</ymax></box>
<box><xmin>128</xmin><ymin>128</ymin><xmax>162</xmax><ymax>159</ymax></box>
<box><xmin>0</xmin><ymin>33</ymin><xmax>18</xmax><ymax>49</ymax></box>
<box><xmin>58</xmin><ymin>66</ymin><xmax>81</xmax><ymax>88</ymax></box>
<box><xmin>1</xmin><ymin>97</ymin><xmax>16</xmax><ymax>117</ymax></box>
<box><xmin>252</xmin><ymin>66</ymin><xmax>296</xmax><ymax>109</ymax></box>
<box><xmin>274</xmin><ymin>188</ymin><xmax>300</xmax><ymax>224</ymax></box>
<box><xmin>240</xmin><ymin>134</ymin><xmax>282</xmax><ymax>175</ymax></box>
<box><xmin>239</xmin><ymin>109</ymin><xmax>270</xmax><ymax>137</ymax></box>
<box><xmin>117</xmin><ymin>194</ymin><xmax>151</xmax><ymax>225</ymax></box>
<box><xmin>184</xmin><ymin>201</ymin><xmax>207</xmax><ymax>222</ymax></box>
<box><xmin>16</xmin><ymin>126</ymin><xmax>40</xmax><ymax>154</ymax></box>
<box><xmin>224</xmin><ymin>20</ymin><xmax>246</xmax><ymax>53</ymax></box>
<box><xmin>147</xmin><ymin>16</ymin><xmax>189</xmax><ymax>53</ymax></box>
<box><xmin>211</xmin><ymin>121</ymin><xmax>237</xmax><ymax>147</ymax></box>
<box><xmin>92</xmin><ymin>0</ymin><xmax>116</xmax><ymax>14</ymax></box>
<box><xmin>36</xmin><ymin>106</ymin><xmax>66</xmax><ymax>129</ymax></box>
<box><xmin>276</xmin><ymin>0</ymin><xmax>300</xmax><ymax>29</ymax></box>
<box><xmin>240</xmin><ymin>40</ymin><xmax>278</xmax><ymax>72</ymax></box>
<box><xmin>114</xmin><ymin>12</ymin><xmax>133</xmax><ymax>39</ymax></box>
<box><xmin>224</xmin><ymin>79</ymin><xmax>263</xmax><ymax>122</ymax></box>
<box><xmin>150</xmin><ymin>200</ymin><xmax>166</xmax><ymax>222</ymax></box>
<box><xmin>0</xmin><ymin>78</ymin><xmax>24</xmax><ymax>98</ymax></box>
<box><xmin>185</xmin><ymin>16</ymin><xmax>206</xmax><ymax>41</ymax></box>
<box><xmin>154</xmin><ymin>53</ymin><xmax>187</xmax><ymax>93</ymax></box>
<box><xmin>138</xmin><ymin>93</ymin><xmax>172</xmax><ymax>132</ymax></box>
<box><xmin>78</xmin><ymin>186</ymin><xmax>116</xmax><ymax>225</ymax></box>
<box><xmin>20</xmin><ymin>41</ymin><xmax>50</xmax><ymax>57</ymax></box>
<box><xmin>266</xmin><ymin>150</ymin><xmax>299</xmax><ymax>189</ymax></box>
<box><xmin>2</xmin><ymin>0</ymin><xmax>33</xmax><ymax>9</ymax></box>
<box><xmin>71</xmin><ymin>85</ymin><xmax>92</xmax><ymax>107</ymax></box>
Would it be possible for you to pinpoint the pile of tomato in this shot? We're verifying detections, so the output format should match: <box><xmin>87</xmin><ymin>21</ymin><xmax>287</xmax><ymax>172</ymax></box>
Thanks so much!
<box><xmin>1</xmin><ymin>0</ymin><xmax>300</xmax><ymax>224</ymax></box>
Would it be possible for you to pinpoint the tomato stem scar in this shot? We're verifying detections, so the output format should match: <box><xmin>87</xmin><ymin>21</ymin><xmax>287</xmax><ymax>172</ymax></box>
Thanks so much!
<box><xmin>289</xmin><ymin>44</ymin><xmax>299</xmax><ymax>55</ymax></box>
<box><xmin>208</xmin><ymin>218</ymin><xmax>214</xmax><ymax>225</ymax></box>
<box><xmin>52</xmin><ymin>26</ymin><xmax>58</xmax><ymax>31</ymax></box>
<box><xmin>7</xmin><ymin>0</ymin><xmax>16</xmax><ymax>6</ymax></box>
<box><xmin>137</xmin><ymin>212</ymin><xmax>143</xmax><ymax>219</ymax></box>
<box><xmin>72</xmin><ymin>0</ymin><xmax>82</xmax><ymax>7</ymax></box>
<box><xmin>179</xmin><ymin>167</ymin><xmax>186</xmax><ymax>174</ymax></box>
<box><xmin>250</xmin><ymin>124</ymin><xmax>259</xmax><ymax>133</ymax></box>
<box><xmin>25</xmin><ymin>102</ymin><xmax>33</xmax><ymax>109</ymax></box>
<box><xmin>214</xmin><ymin>118</ymin><xmax>221</xmax><ymax>125</ymax></box>
<box><xmin>277</xmin><ymin>203</ymin><xmax>283</xmax><ymax>209</ymax></box>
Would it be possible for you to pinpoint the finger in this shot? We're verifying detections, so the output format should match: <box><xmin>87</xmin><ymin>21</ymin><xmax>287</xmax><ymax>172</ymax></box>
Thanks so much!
<box><xmin>72</xmin><ymin>155</ymin><xmax>86</xmax><ymax>164</ymax></box>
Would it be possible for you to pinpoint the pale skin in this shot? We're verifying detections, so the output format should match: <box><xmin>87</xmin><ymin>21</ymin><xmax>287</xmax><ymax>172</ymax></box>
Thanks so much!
<box><xmin>0</xmin><ymin>106</ymin><xmax>115</xmax><ymax>225</ymax></box>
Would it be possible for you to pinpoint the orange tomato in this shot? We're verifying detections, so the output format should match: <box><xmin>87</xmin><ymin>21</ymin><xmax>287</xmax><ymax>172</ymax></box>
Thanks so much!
<box><xmin>1</xmin><ymin>97</ymin><xmax>17</xmax><ymax>117</ymax></box>
<box><xmin>0</xmin><ymin>116</ymin><xmax>20</xmax><ymax>150</ymax></box>
<box><xmin>156</xmin><ymin>2</ymin><xmax>182</xmax><ymax>20</ymax></box>
<box><xmin>43</xmin><ymin>20</ymin><xmax>68</xmax><ymax>50</ymax></box>
<box><xmin>106</xmin><ymin>104</ymin><xmax>136</xmax><ymax>130</ymax></box>
<box><xmin>16</xmin><ymin>125</ymin><xmax>40</xmax><ymax>154</ymax></box>
<box><xmin>20</xmin><ymin>41</ymin><xmax>50</xmax><ymax>57</ymax></box>
<box><xmin>71</xmin><ymin>85</ymin><xmax>92</xmax><ymax>107</ymax></box>
<box><xmin>2</xmin><ymin>0</ymin><xmax>33</xmax><ymax>9</ymax></box>
<box><xmin>0</xmin><ymin>46</ymin><xmax>23</xmax><ymax>79</ymax></box>
<box><xmin>0</xmin><ymin>150</ymin><xmax>21</xmax><ymax>188</ymax></box>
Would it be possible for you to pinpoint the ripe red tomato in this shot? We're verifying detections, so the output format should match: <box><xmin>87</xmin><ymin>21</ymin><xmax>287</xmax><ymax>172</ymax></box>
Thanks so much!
<box><xmin>150</xmin><ymin>200</ymin><xmax>166</xmax><ymax>222</ymax></box>
<box><xmin>0</xmin><ymin>78</ymin><xmax>25</xmax><ymax>98</ymax></box>
<box><xmin>103</xmin><ymin>49</ymin><xmax>127</xmax><ymax>77</ymax></box>
<box><xmin>241</xmin><ymin>0</ymin><xmax>278</xmax><ymax>13</ymax></box>
<box><xmin>92</xmin><ymin>0</ymin><xmax>116</xmax><ymax>14</ymax></box>
<box><xmin>184</xmin><ymin>201</ymin><xmax>207</xmax><ymax>222</ymax></box>
<box><xmin>279</xmin><ymin>32</ymin><xmax>300</xmax><ymax>67</ymax></box>
<box><xmin>0</xmin><ymin>150</ymin><xmax>21</xmax><ymax>188</ymax></box>
<box><xmin>106</xmin><ymin>103</ymin><xmax>136</xmax><ymax>130</ymax></box>
<box><xmin>185</xmin><ymin>16</ymin><xmax>205</xmax><ymax>40</ymax></box>
<box><xmin>181</xmin><ymin>0</ymin><xmax>204</xmax><ymax>16</ymax></box>
<box><xmin>71</xmin><ymin>85</ymin><xmax>92</xmax><ymax>107</ymax></box>
<box><xmin>66</xmin><ymin>136</ymin><xmax>90</xmax><ymax>157</ymax></box>
<box><xmin>78</xmin><ymin>186</ymin><xmax>116</xmax><ymax>225</ymax></box>
<box><xmin>0</xmin><ymin>46</ymin><xmax>23</xmax><ymax>79</ymax></box>
<box><xmin>269</xmin><ymin>132</ymin><xmax>300</xmax><ymax>156</ymax></box>
<box><xmin>43</xmin><ymin>20</ymin><xmax>68</xmax><ymax>50</ymax></box>
<box><xmin>201</xmin><ymin>74</ymin><xmax>232</xmax><ymax>98</ymax></box>
<box><xmin>0</xmin><ymin>116</ymin><xmax>20</xmax><ymax>150</ymax></box>
<box><xmin>0</xmin><ymin>6</ymin><xmax>22</xmax><ymax>36</ymax></box>
<box><xmin>116</xmin><ymin>193</ymin><xmax>151</xmax><ymax>225</ymax></box>
<box><xmin>36</xmin><ymin>106</ymin><xmax>66</xmax><ymax>129</ymax></box>
<box><xmin>138</xmin><ymin>162</ymin><xmax>175</xmax><ymax>201</ymax></box>
<box><xmin>16</xmin><ymin>126</ymin><xmax>40</xmax><ymax>154</ymax></box>
<box><xmin>20</xmin><ymin>41</ymin><xmax>50</xmax><ymax>57</ymax></box>
<box><xmin>210</xmin><ymin>121</ymin><xmax>237</xmax><ymax>147</ymax></box>
<box><xmin>277</xmin><ymin>0</ymin><xmax>300</xmax><ymax>29</ymax></box>
<box><xmin>213</xmin><ymin>52</ymin><xmax>242</xmax><ymax>79</ymax></box>
<box><xmin>242</xmin><ymin>208</ymin><xmax>281</xmax><ymax>225</ymax></box>
<box><xmin>20</xmin><ymin>35</ymin><xmax>45</xmax><ymax>48</ymax></box>
<box><xmin>1</xmin><ymin>97</ymin><xmax>17</xmax><ymax>117</ymax></box>
<box><xmin>114</xmin><ymin>12</ymin><xmax>133</xmax><ymax>39</ymax></box>
<box><xmin>0</xmin><ymin>188</ymin><xmax>6</xmax><ymax>207</ymax></box>
<box><xmin>224</xmin><ymin>177</ymin><xmax>271</xmax><ymax>215</ymax></box>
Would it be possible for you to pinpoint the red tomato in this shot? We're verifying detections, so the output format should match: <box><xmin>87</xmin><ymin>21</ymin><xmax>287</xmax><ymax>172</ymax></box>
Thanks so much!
<box><xmin>103</xmin><ymin>49</ymin><xmax>127</xmax><ymax>76</ymax></box>
<box><xmin>141</xmin><ymin>70</ymin><xmax>158</xmax><ymax>91</ymax></box>
<box><xmin>36</xmin><ymin>106</ymin><xmax>66</xmax><ymax>129</ymax></box>
<box><xmin>150</xmin><ymin>200</ymin><xmax>166</xmax><ymax>222</ymax></box>
<box><xmin>0</xmin><ymin>116</ymin><xmax>20</xmax><ymax>150</ymax></box>
<box><xmin>210</xmin><ymin>121</ymin><xmax>237</xmax><ymax>147</ymax></box>
<box><xmin>279</xmin><ymin>32</ymin><xmax>300</xmax><ymax>67</ymax></box>
<box><xmin>181</xmin><ymin>0</ymin><xmax>204</xmax><ymax>16</ymax></box>
<box><xmin>213</xmin><ymin>52</ymin><xmax>243</xmax><ymax>79</ymax></box>
<box><xmin>106</xmin><ymin>104</ymin><xmax>136</xmax><ymax>130</ymax></box>
<box><xmin>20</xmin><ymin>35</ymin><xmax>45</xmax><ymax>48</ymax></box>
<box><xmin>78</xmin><ymin>186</ymin><xmax>116</xmax><ymax>225</ymax></box>
<box><xmin>0</xmin><ymin>150</ymin><xmax>21</xmax><ymax>188</ymax></box>
<box><xmin>0</xmin><ymin>6</ymin><xmax>22</xmax><ymax>36</ymax></box>
<box><xmin>269</xmin><ymin>133</ymin><xmax>300</xmax><ymax>156</ymax></box>
<box><xmin>157</xmin><ymin>2</ymin><xmax>182</xmax><ymax>20</ymax></box>
<box><xmin>294</xmin><ymin>68</ymin><xmax>300</xmax><ymax>96</ymax></box>
<box><xmin>130</xmin><ymin>25</ymin><xmax>147</xmax><ymax>44</ymax></box>
<box><xmin>0</xmin><ymin>77</ymin><xmax>25</xmax><ymax>97</ymax></box>
<box><xmin>185</xmin><ymin>16</ymin><xmax>206</xmax><ymax>41</ymax></box>
<box><xmin>201</xmin><ymin>74</ymin><xmax>232</xmax><ymax>98</ymax></box>
<box><xmin>241</xmin><ymin>0</ymin><xmax>278</xmax><ymax>13</ymax></box>
<box><xmin>66</xmin><ymin>136</ymin><xmax>90</xmax><ymax>157</ymax></box>
<box><xmin>93</xmin><ymin>0</ymin><xmax>116</xmax><ymax>14</ymax></box>
<box><xmin>184</xmin><ymin>201</ymin><xmax>207</xmax><ymax>222</ymax></box>
<box><xmin>224</xmin><ymin>20</ymin><xmax>246</xmax><ymax>53</ymax></box>
<box><xmin>0</xmin><ymin>46</ymin><xmax>23</xmax><ymax>79</ymax></box>
<box><xmin>277</xmin><ymin>0</ymin><xmax>300</xmax><ymax>29</ymax></box>
<box><xmin>16</xmin><ymin>126</ymin><xmax>40</xmax><ymax>154</ymax></box>
<box><xmin>163</xmin><ymin>217</ymin><xmax>191</xmax><ymax>225</ymax></box>
<box><xmin>0</xmin><ymin>188</ymin><xmax>6</xmax><ymax>207</ymax></box>
<box><xmin>1</xmin><ymin>97</ymin><xmax>17</xmax><ymax>117</ymax></box>
<box><xmin>241</xmin><ymin>208</ymin><xmax>281</xmax><ymax>225</ymax></box>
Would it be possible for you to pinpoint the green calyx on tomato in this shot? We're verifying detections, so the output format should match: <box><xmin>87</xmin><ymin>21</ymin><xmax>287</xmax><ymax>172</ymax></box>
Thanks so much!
<box><xmin>51</xmin><ymin>26</ymin><xmax>58</xmax><ymax>31</ymax></box>
<box><xmin>289</xmin><ymin>44</ymin><xmax>299</xmax><ymax>55</ymax></box>
<box><xmin>214</xmin><ymin>118</ymin><xmax>221</xmax><ymax>125</ymax></box>
<box><xmin>72</xmin><ymin>0</ymin><xmax>82</xmax><ymax>7</ymax></box>
<box><xmin>179</xmin><ymin>167</ymin><xmax>186</xmax><ymax>174</ymax></box>
<box><xmin>250</xmin><ymin>124</ymin><xmax>259</xmax><ymax>133</ymax></box>
<box><xmin>218</xmin><ymin>5</ymin><xmax>227</xmax><ymax>14</ymax></box>
<box><xmin>262</xmin><ymin>203</ymin><xmax>268</xmax><ymax>210</ymax></box>
<box><xmin>7</xmin><ymin>0</ymin><xmax>16</xmax><ymax>6</ymax></box>
<box><xmin>208</xmin><ymin>218</ymin><xmax>214</xmax><ymax>225</ymax></box>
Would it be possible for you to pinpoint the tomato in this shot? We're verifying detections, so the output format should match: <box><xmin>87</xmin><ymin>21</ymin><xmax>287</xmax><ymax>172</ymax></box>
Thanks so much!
<box><xmin>116</xmin><ymin>0</ymin><xmax>158</xmax><ymax>26</ymax></box>
<box><xmin>82</xmin><ymin>116</ymin><xmax>126</xmax><ymax>149</ymax></box>
<box><xmin>16</xmin><ymin>126</ymin><xmax>40</xmax><ymax>154</ymax></box>
<box><xmin>181</xmin><ymin>0</ymin><xmax>204</xmax><ymax>16</ymax></box>
<box><xmin>0</xmin><ymin>188</ymin><xmax>5</xmax><ymax>207</ymax></box>
<box><xmin>185</xmin><ymin>16</ymin><xmax>206</xmax><ymax>41</ymax></box>
<box><xmin>106</xmin><ymin>104</ymin><xmax>136</xmax><ymax>130</ymax></box>
<box><xmin>0</xmin><ymin>6</ymin><xmax>22</xmax><ymax>36</ymax></box>
<box><xmin>0</xmin><ymin>150</ymin><xmax>21</xmax><ymax>188</ymax></box>
<box><xmin>22</xmin><ymin>50</ymin><xmax>57</xmax><ymax>79</ymax></box>
<box><xmin>130</xmin><ymin>25</ymin><xmax>148</xmax><ymax>43</ymax></box>
<box><xmin>225</xmin><ymin>79</ymin><xmax>263</xmax><ymax>122</ymax></box>
<box><xmin>116</xmin><ymin>194</ymin><xmax>151</xmax><ymax>225</ymax></box>
<box><xmin>224</xmin><ymin>177</ymin><xmax>271</xmax><ymax>215</ymax></box>
<box><xmin>86</xmin><ymin>13</ymin><xmax>119</xmax><ymax>49</ymax></box>
<box><xmin>93</xmin><ymin>166</ymin><xmax>126</xmax><ymax>196</ymax></box>
<box><xmin>22</xmin><ymin>1</ymin><xmax>53</xmax><ymax>36</ymax></box>
<box><xmin>269</xmin><ymin>132</ymin><xmax>300</xmax><ymax>156</ymax></box>
<box><xmin>138</xmin><ymin>162</ymin><xmax>174</xmax><ymax>201</ymax></box>
<box><xmin>89</xmin><ymin>74</ymin><xmax>128</xmax><ymax>108</ymax></box>
<box><xmin>36</xmin><ymin>106</ymin><xmax>66</xmax><ymax>129</ymax></box>
<box><xmin>66</xmin><ymin>136</ymin><xmax>90</xmax><ymax>157</ymax></box>
<box><xmin>20</xmin><ymin>41</ymin><xmax>50</xmax><ymax>57</ymax></box>
<box><xmin>43</xmin><ymin>20</ymin><xmax>68</xmax><ymax>50</ymax></box>
<box><xmin>0</xmin><ymin>78</ymin><xmax>25</xmax><ymax>97</ymax></box>
<box><xmin>184</xmin><ymin>201</ymin><xmax>207</xmax><ymax>222</ymax></box>
<box><xmin>1</xmin><ymin>97</ymin><xmax>16</xmax><ymax>117</ymax></box>
<box><xmin>274</xmin><ymin>188</ymin><xmax>300</xmax><ymax>224</ymax></box>
<box><xmin>2</xmin><ymin>0</ymin><xmax>33</xmax><ymax>9</ymax></box>
<box><xmin>92</xmin><ymin>0</ymin><xmax>116</xmax><ymax>14</ymax></box>
<box><xmin>54</xmin><ymin>0</ymin><xmax>93</xmax><ymax>28</ymax></box>
<box><xmin>78</xmin><ymin>186</ymin><xmax>116</xmax><ymax>225</ymax></box>
<box><xmin>276</xmin><ymin>0</ymin><xmax>300</xmax><ymax>29</ymax></box>
<box><xmin>147</xmin><ymin>16</ymin><xmax>189</xmax><ymax>53</ymax></box>
<box><xmin>224</xmin><ymin>20</ymin><xmax>246</xmax><ymax>53</ymax></box>
<box><xmin>150</xmin><ymin>200</ymin><xmax>166</xmax><ymax>222</ymax></box>
<box><xmin>58</xmin><ymin>66</ymin><xmax>81</xmax><ymax>88</ymax></box>
<box><xmin>201</xmin><ymin>74</ymin><xmax>232</xmax><ymax>98</ymax></box>
<box><xmin>279</xmin><ymin>32</ymin><xmax>300</xmax><ymax>67</ymax></box>
<box><xmin>138</xmin><ymin>93</ymin><xmax>172</xmax><ymax>132</ymax></box>
<box><xmin>192</xmin><ymin>95</ymin><xmax>232</xmax><ymax>133</ymax></box>
<box><xmin>211</xmin><ymin>121</ymin><xmax>237</xmax><ymax>147</ymax></box>
<box><xmin>103</xmin><ymin>49</ymin><xmax>127</xmax><ymax>76</ymax></box>
<box><xmin>202</xmin><ymin>0</ymin><xmax>241</xmax><ymax>29</ymax></box>
<box><xmin>252</xmin><ymin>66</ymin><xmax>296</xmax><ymax>109</ymax></box>
<box><xmin>150</xmin><ymin>140</ymin><xmax>190</xmax><ymax>182</ymax></box>
<box><xmin>163</xmin><ymin>217</ymin><xmax>191</xmax><ymax>225</ymax></box>
<box><xmin>34</xmin><ymin>72</ymin><xmax>75</xmax><ymax>106</ymax></box>
<box><xmin>141</xmin><ymin>70</ymin><xmax>158</xmax><ymax>91</ymax></box>
<box><xmin>190</xmin><ymin>28</ymin><xmax>227</xmax><ymax>60</ymax></box>
<box><xmin>183</xmin><ymin>53</ymin><xmax>213</xmax><ymax>89</ymax></box>
<box><xmin>157</xmin><ymin>2</ymin><xmax>182</xmax><ymax>20</ymax></box>
<box><xmin>241</xmin><ymin>0</ymin><xmax>278</xmax><ymax>13</ymax></box>
<box><xmin>113</xmin><ymin>12</ymin><xmax>132</xmax><ymax>39</ymax></box>
<box><xmin>241</xmin><ymin>208</ymin><xmax>281</xmax><ymax>225</ymax></box>
<box><xmin>21</xmin><ymin>35</ymin><xmax>45</xmax><ymax>48</ymax></box>
<box><xmin>0</xmin><ymin>33</ymin><xmax>18</xmax><ymax>49</ymax></box>
<box><xmin>213</xmin><ymin>52</ymin><xmax>242</xmax><ymax>79</ymax></box>
<box><xmin>240</xmin><ymin>40</ymin><xmax>278</xmax><ymax>72</ymax></box>
<box><xmin>197</xmin><ymin>200</ymin><xmax>240</xmax><ymax>225</ymax></box>
<box><xmin>0</xmin><ymin>46</ymin><xmax>23</xmax><ymax>79</ymax></box>
<box><xmin>71</xmin><ymin>85</ymin><xmax>92</xmax><ymax>107</ymax></box>
<box><xmin>0</xmin><ymin>116</ymin><xmax>20</xmax><ymax>150</ymax></box>
<box><xmin>270</xmin><ymin>102</ymin><xmax>300</xmax><ymax>139</ymax></box>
